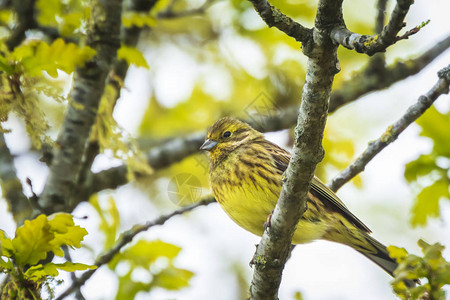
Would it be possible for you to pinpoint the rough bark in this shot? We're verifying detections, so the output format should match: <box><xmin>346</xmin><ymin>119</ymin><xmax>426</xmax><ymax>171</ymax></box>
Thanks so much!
<box><xmin>38</xmin><ymin>0</ymin><xmax>123</xmax><ymax>212</ymax></box>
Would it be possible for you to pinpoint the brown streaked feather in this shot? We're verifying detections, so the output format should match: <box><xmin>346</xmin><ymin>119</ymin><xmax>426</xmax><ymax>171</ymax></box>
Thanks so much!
<box><xmin>257</xmin><ymin>139</ymin><xmax>372</xmax><ymax>233</ymax></box>
<box><xmin>310</xmin><ymin>177</ymin><xmax>372</xmax><ymax>233</ymax></box>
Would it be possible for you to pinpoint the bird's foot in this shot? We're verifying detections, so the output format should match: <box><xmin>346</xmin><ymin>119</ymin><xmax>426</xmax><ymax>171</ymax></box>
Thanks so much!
<box><xmin>249</xmin><ymin>244</ymin><xmax>259</xmax><ymax>267</ymax></box>
<box><xmin>264</xmin><ymin>210</ymin><xmax>274</xmax><ymax>231</ymax></box>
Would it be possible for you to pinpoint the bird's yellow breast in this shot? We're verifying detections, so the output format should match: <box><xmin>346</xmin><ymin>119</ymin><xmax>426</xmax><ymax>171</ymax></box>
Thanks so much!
<box><xmin>211</xmin><ymin>164</ymin><xmax>329</xmax><ymax>244</ymax></box>
<box><xmin>218</xmin><ymin>180</ymin><xmax>278</xmax><ymax>237</ymax></box>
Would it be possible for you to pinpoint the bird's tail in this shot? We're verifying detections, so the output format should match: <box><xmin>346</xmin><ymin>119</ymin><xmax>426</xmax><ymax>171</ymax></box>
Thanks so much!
<box><xmin>357</xmin><ymin>233</ymin><xmax>416</xmax><ymax>288</ymax></box>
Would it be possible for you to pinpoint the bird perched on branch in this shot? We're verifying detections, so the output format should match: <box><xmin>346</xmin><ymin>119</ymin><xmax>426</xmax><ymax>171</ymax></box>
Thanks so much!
<box><xmin>200</xmin><ymin>117</ymin><xmax>414</xmax><ymax>286</ymax></box>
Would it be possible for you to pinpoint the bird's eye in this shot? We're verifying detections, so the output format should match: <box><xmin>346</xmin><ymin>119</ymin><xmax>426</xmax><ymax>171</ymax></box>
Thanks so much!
<box><xmin>223</xmin><ymin>131</ymin><xmax>231</xmax><ymax>138</ymax></box>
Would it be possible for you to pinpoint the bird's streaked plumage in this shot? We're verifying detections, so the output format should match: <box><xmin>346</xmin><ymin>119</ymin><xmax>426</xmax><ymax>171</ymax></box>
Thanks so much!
<box><xmin>201</xmin><ymin>117</ymin><xmax>414</xmax><ymax>286</ymax></box>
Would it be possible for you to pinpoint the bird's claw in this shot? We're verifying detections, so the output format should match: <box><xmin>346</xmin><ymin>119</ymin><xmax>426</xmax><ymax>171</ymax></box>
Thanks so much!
<box><xmin>249</xmin><ymin>244</ymin><xmax>259</xmax><ymax>267</ymax></box>
<box><xmin>264</xmin><ymin>210</ymin><xmax>274</xmax><ymax>231</ymax></box>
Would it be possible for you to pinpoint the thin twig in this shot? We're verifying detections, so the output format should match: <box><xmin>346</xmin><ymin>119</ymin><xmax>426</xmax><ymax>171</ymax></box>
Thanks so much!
<box><xmin>328</xmin><ymin>64</ymin><xmax>450</xmax><ymax>192</ymax></box>
<box><xmin>331</xmin><ymin>0</ymin><xmax>416</xmax><ymax>56</ymax></box>
<box><xmin>396</xmin><ymin>20</ymin><xmax>430</xmax><ymax>42</ymax></box>
<box><xmin>329</xmin><ymin>33</ymin><xmax>450</xmax><ymax>112</ymax></box>
<box><xmin>55</xmin><ymin>196</ymin><xmax>216</xmax><ymax>300</ymax></box>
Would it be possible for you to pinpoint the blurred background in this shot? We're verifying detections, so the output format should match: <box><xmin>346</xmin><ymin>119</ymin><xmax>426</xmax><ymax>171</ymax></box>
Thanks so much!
<box><xmin>1</xmin><ymin>0</ymin><xmax>450</xmax><ymax>299</ymax></box>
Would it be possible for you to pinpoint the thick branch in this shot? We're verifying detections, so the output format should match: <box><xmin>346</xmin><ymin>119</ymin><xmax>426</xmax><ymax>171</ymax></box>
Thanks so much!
<box><xmin>329</xmin><ymin>33</ymin><xmax>450</xmax><ymax>112</ymax></box>
<box><xmin>328</xmin><ymin>64</ymin><xmax>450</xmax><ymax>192</ymax></box>
<box><xmin>38</xmin><ymin>0</ymin><xmax>122</xmax><ymax>212</ymax></box>
<box><xmin>249</xmin><ymin>0</ymin><xmax>342</xmax><ymax>298</ymax></box>
<box><xmin>55</xmin><ymin>196</ymin><xmax>216</xmax><ymax>300</ymax></box>
<box><xmin>0</xmin><ymin>133</ymin><xmax>33</xmax><ymax>224</ymax></box>
<box><xmin>247</xmin><ymin>0</ymin><xmax>312</xmax><ymax>45</ymax></box>
<box><xmin>331</xmin><ymin>0</ymin><xmax>415</xmax><ymax>56</ymax></box>
<box><xmin>76</xmin><ymin>0</ymin><xmax>159</xmax><ymax>193</ymax></box>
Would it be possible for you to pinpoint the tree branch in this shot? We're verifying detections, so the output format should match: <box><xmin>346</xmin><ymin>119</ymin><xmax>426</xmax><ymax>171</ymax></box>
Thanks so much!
<box><xmin>110</xmin><ymin>0</ymin><xmax>158</xmax><ymax>98</ymax></box>
<box><xmin>331</xmin><ymin>0</ymin><xmax>415</xmax><ymax>56</ymax></box>
<box><xmin>55</xmin><ymin>196</ymin><xmax>216</xmax><ymax>300</ymax></box>
<box><xmin>157</xmin><ymin>0</ymin><xmax>215</xmax><ymax>19</ymax></box>
<box><xmin>246</xmin><ymin>0</ymin><xmax>313</xmax><ymax>45</ymax></box>
<box><xmin>72</xmin><ymin>0</ymin><xmax>160</xmax><ymax>208</ymax></box>
<box><xmin>366</xmin><ymin>0</ymin><xmax>388</xmax><ymax>72</ymax></box>
<box><xmin>38</xmin><ymin>0</ymin><xmax>123</xmax><ymax>213</ymax></box>
<box><xmin>329</xmin><ymin>33</ymin><xmax>450</xmax><ymax>112</ymax></box>
<box><xmin>375</xmin><ymin>0</ymin><xmax>388</xmax><ymax>34</ymax></box>
<box><xmin>328</xmin><ymin>64</ymin><xmax>450</xmax><ymax>192</ymax></box>
<box><xmin>0</xmin><ymin>133</ymin><xmax>33</xmax><ymax>224</ymax></box>
<box><xmin>249</xmin><ymin>0</ymin><xmax>342</xmax><ymax>297</ymax></box>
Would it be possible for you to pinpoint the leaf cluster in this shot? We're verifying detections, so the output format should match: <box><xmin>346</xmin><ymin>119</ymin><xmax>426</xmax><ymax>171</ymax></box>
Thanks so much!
<box><xmin>0</xmin><ymin>39</ymin><xmax>95</xmax><ymax>148</ymax></box>
<box><xmin>111</xmin><ymin>240</ymin><xmax>194</xmax><ymax>299</ymax></box>
<box><xmin>0</xmin><ymin>213</ymin><xmax>96</xmax><ymax>299</ymax></box>
<box><xmin>92</xmin><ymin>85</ymin><xmax>153</xmax><ymax>181</ymax></box>
<box><xmin>404</xmin><ymin>107</ymin><xmax>450</xmax><ymax>226</ymax></box>
<box><xmin>388</xmin><ymin>240</ymin><xmax>450</xmax><ymax>300</ymax></box>
<box><xmin>35</xmin><ymin>0</ymin><xmax>90</xmax><ymax>37</ymax></box>
<box><xmin>91</xmin><ymin>196</ymin><xmax>194</xmax><ymax>299</ymax></box>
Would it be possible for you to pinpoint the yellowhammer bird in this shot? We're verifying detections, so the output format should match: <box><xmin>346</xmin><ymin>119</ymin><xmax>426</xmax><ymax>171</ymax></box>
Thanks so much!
<box><xmin>200</xmin><ymin>117</ymin><xmax>413</xmax><ymax>286</ymax></box>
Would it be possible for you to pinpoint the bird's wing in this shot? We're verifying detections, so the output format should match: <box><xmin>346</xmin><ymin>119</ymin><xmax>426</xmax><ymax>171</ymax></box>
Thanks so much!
<box><xmin>263</xmin><ymin>139</ymin><xmax>372</xmax><ymax>233</ymax></box>
<box><xmin>310</xmin><ymin>177</ymin><xmax>372</xmax><ymax>233</ymax></box>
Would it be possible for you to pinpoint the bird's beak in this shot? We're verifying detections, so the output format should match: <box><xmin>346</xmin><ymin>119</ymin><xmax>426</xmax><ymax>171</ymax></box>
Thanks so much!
<box><xmin>200</xmin><ymin>139</ymin><xmax>218</xmax><ymax>151</ymax></box>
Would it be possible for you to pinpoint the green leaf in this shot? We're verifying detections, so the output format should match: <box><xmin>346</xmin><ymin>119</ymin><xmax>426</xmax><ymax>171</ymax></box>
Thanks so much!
<box><xmin>417</xmin><ymin>106</ymin><xmax>450</xmax><ymax>157</ymax></box>
<box><xmin>0</xmin><ymin>230</ymin><xmax>14</xmax><ymax>258</ymax></box>
<box><xmin>60</xmin><ymin>12</ymin><xmax>83</xmax><ymax>36</ymax></box>
<box><xmin>419</xmin><ymin>240</ymin><xmax>446</xmax><ymax>269</ymax></box>
<box><xmin>25</xmin><ymin>262</ymin><xmax>97</xmax><ymax>281</ymax></box>
<box><xmin>122</xmin><ymin>12</ymin><xmax>156</xmax><ymax>28</ymax></box>
<box><xmin>0</xmin><ymin>256</ymin><xmax>13</xmax><ymax>271</ymax></box>
<box><xmin>93</xmin><ymin>84</ymin><xmax>153</xmax><ymax>181</ymax></box>
<box><xmin>11</xmin><ymin>39</ymin><xmax>96</xmax><ymax>77</ymax></box>
<box><xmin>391</xmin><ymin>240</ymin><xmax>450</xmax><ymax>299</ymax></box>
<box><xmin>117</xmin><ymin>45</ymin><xmax>149</xmax><ymax>69</ymax></box>
<box><xmin>90</xmin><ymin>195</ymin><xmax>120</xmax><ymax>250</ymax></box>
<box><xmin>36</xmin><ymin>0</ymin><xmax>89</xmax><ymax>37</ymax></box>
<box><xmin>0</xmin><ymin>55</ymin><xmax>14</xmax><ymax>74</ymax></box>
<box><xmin>115</xmin><ymin>271</ymin><xmax>147</xmax><ymax>300</ymax></box>
<box><xmin>293</xmin><ymin>291</ymin><xmax>304</xmax><ymax>300</ymax></box>
<box><xmin>11</xmin><ymin>215</ymin><xmax>54</xmax><ymax>266</ymax></box>
<box><xmin>36</xmin><ymin>0</ymin><xmax>62</xmax><ymax>26</ymax></box>
<box><xmin>47</xmin><ymin>213</ymin><xmax>88</xmax><ymax>256</ymax></box>
<box><xmin>387</xmin><ymin>245</ymin><xmax>409</xmax><ymax>263</ymax></box>
<box><xmin>411</xmin><ymin>179</ymin><xmax>449</xmax><ymax>226</ymax></box>
<box><xmin>153</xmin><ymin>267</ymin><xmax>194</xmax><ymax>290</ymax></box>
<box><xmin>119</xmin><ymin>240</ymin><xmax>182</xmax><ymax>269</ymax></box>
<box><xmin>404</xmin><ymin>154</ymin><xmax>438</xmax><ymax>182</ymax></box>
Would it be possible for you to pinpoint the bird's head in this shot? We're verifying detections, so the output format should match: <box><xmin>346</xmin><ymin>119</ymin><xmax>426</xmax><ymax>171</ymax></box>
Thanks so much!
<box><xmin>200</xmin><ymin>117</ymin><xmax>263</xmax><ymax>159</ymax></box>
